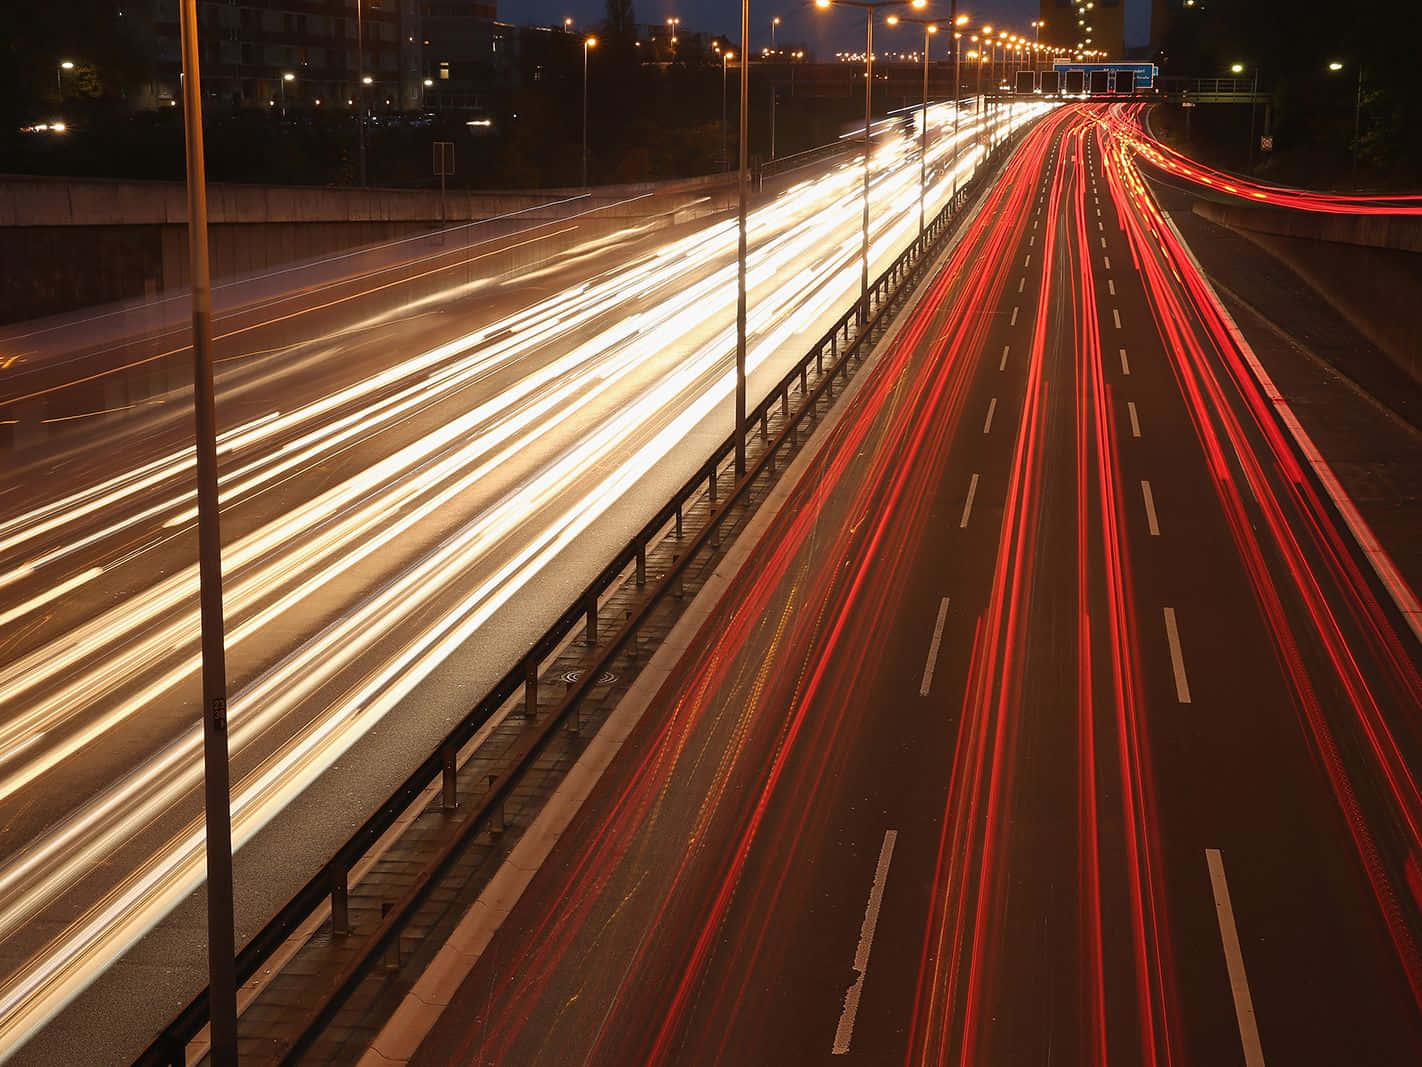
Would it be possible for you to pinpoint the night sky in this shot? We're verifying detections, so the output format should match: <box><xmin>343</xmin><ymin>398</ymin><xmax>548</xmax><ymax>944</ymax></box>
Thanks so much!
<box><xmin>516</xmin><ymin>1</ymin><xmax>1151</xmax><ymax>52</ymax></box>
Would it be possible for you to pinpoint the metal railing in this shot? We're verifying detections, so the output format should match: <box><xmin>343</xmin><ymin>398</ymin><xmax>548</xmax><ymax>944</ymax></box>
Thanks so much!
<box><xmin>135</xmin><ymin>117</ymin><xmax>1035</xmax><ymax>1067</ymax></box>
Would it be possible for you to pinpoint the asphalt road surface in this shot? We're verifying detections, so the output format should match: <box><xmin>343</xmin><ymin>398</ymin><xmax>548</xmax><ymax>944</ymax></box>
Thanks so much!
<box><xmin>412</xmin><ymin>103</ymin><xmax>1422</xmax><ymax>1066</ymax></box>
<box><xmin>0</xmin><ymin>100</ymin><xmax>1050</xmax><ymax>1058</ymax></box>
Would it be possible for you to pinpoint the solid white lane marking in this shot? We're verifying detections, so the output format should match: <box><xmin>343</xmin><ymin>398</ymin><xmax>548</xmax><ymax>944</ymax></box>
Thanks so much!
<box><xmin>1158</xmin><ymin>207</ymin><xmax>1422</xmax><ymax>644</ymax></box>
<box><xmin>983</xmin><ymin>397</ymin><xmax>997</xmax><ymax>435</ymax></box>
<box><xmin>1113</xmin><ymin>308</ymin><xmax>1122</xmax><ymax>330</ymax></box>
<box><xmin>1142</xmin><ymin>480</ymin><xmax>1160</xmax><ymax>536</ymax></box>
<box><xmin>920</xmin><ymin>599</ymin><xmax>951</xmax><ymax>696</ymax></box>
<box><xmin>1206</xmin><ymin>849</ymin><xmax>1267</xmax><ymax>1067</ymax></box>
<box><xmin>1000</xmin><ymin>345</ymin><xmax>1010</xmax><ymax>371</ymax></box>
<box><xmin>1119</xmin><ymin>348</ymin><xmax>1131</xmax><ymax>375</ymax></box>
<box><xmin>1108</xmin><ymin>279</ymin><xmax>1116</xmax><ymax>296</ymax></box>
<box><xmin>1163</xmin><ymin>607</ymin><xmax>1192</xmax><ymax>703</ymax></box>
<box><xmin>1103</xmin><ymin>255</ymin><xmax>1112</xmax><ymax>270</ymax></box>
<box><xmin>1128</xmin><ymin>401</ymin><xmax>1141</xmax><ymax>438</ymax></box>
<box><xmin>1018</xmin><ymin>277</ymin><xmax>1026</xmax><ymax>293</ymax></box>
<box><xmin>1010</xmin><ymin>306</ymin><xmax>1019</xmax><ymax>326</ymax></box>
<box><xmin>960</xmin><ymin>473</ymin><xmax>980</xmax><ymax>528</ymax></box>
<box><xmin>833</xmin><ymin>830</ymin><xmax>899</xmax><ymax>1055</ymax></box>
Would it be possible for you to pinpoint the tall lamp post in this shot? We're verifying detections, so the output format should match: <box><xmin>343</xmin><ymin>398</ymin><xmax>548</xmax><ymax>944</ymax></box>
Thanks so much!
<box><xmin>583</xmin><ymin>36</ymin><xmax>594</xmax><ymax>187</ymax></box>
<box><xmin>356</xmin><ymin>0</ymin><xmax>367</xmax><ymax>186</ymax></box>
<box><xmin>279</xmin><ymin>71</ymin><xmax>294</xmax><ymax>117</ymax></box>
<box><xmin>951</xmin><ymin>19</ymin><xmax>969</xmax><ymax>190</ymax></box>
<box><xmin>722</xmin><ymin>49</ymin><xmax>735</xmax><ymax>172</ymax></box>
<box><xmin>735</xmin><ymin>3</ymin><xmax>749</xmax><ymax>477</ymax></box>
<box><xmin>1231</xmin><ymin>62</ymin><xmax>1260</xmax><ymax>168</ymax></box>
<box><xmin>175</xmin><ymin>1</ymin><xmax>238</xmax><ymax>1063</ymax></box>
<box><xmin>886</xmin><ymin>14</ymin><xmax>939</xmax><ymax>234</ymax></box>
<box><xmin>1327</xmin><ymin>59</ymin><xmax>1365</xmax><ymax>174</ymax></box>
<box><xmin>57</xmin><ymin>59</ymin><xmax>74</xmax><ymax>93</ymax></box>
<box><xmin>815</xmin><ymin>0</ymin><xmax>929</xmax><ymax>323</ymax></box>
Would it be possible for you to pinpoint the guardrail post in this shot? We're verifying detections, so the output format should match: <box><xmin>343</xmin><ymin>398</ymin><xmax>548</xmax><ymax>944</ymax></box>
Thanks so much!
<box><xmin>636</xmin><ymin>544</ymin><xmax>646</xmax><ymax>586</ymax></box>
<box><xmin>586</xmin><ymin>598</ymin><xmax>598</xmax><ymax>647</ymax></box>
<box><xmin>331</xmin><ymin>866</ymin><xmax>350</xmax><ymax>936</ymax></box>
<box><xmin>760</xmin><ymin>411</ymin><xmax>768</xmax><ymax>442</ymax></box>
<box><xmin>800</xmin><ymin>365</ymin><xmax>808</xmax><ymax>396</ymax></box>
<box><xmin>781</xmin><ymin>390</ymin><xmax>789</xmax><ymax>420</ymax></box>
<box><xmin>441</xmin><ymin>745</ymin><xmax>458</xmax><ymax>811</ymax></box>
<box><xmin>524</xmin><ymin>658</ymin><xmax>538</xmax><ymax>718</ymax></box>
<box><xmin>674</xmin><ymin>504</ymin><xmax>683</xmax><ymax>540</ymax></box>
<box><xmin>709</xmin><ymin>467</ymin><xmax>718</xmax><ymax>505</ymax></box>
<box><xmin>488</xmin><ymin>774</ymin><xmax>505</xmax><ymax>832</ymax></box>
<box><xmin>381</xmin><ymin>902</ymin><xmax>400</xmax><ymax>970</ymax></box>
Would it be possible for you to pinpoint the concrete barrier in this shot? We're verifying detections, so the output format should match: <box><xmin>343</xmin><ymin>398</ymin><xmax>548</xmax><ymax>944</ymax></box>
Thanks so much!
<box><xmin>0</xmin><ymin>172</ymin><xmax>738</xmax><ymax>323</ymax></box>
<box><xmin>1192</xmin><ymin>198</ymin><xmax>1422</xmax><ymax>254</ymax></box>
<box><xmin>1193</xmin><ymin>199</ymin><xmax>1422</xmax><ymax>388</ymax></box>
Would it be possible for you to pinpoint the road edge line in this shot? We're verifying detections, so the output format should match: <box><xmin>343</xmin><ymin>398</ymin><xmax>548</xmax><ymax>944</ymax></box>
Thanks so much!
<box><xmin>1157</xmin><ymin>207</ymin><xmax>1422</xmax><ymax>648</ymax></box>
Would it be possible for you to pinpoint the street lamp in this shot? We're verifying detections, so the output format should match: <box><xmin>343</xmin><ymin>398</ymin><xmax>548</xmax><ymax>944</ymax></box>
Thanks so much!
<box><xmin>815</xmin><ymin>0</ymin><xmax>929</xmax><ymax>323</ymax></box>
<box><xmin>174</xmin><ymin>1</ymin><xmax>238</xmax><ymax>1062</ymax></box>
<box><xmin>583</xmin><ymin>36</ymin><xmax>597</xmax><ymax>187</ymax></box>
<box><xmin>886</xmin><ymin>13</ymin><xmax>939</xmax><ymax>234</ymax></box>
<box><xmin>772</xmin><ymin>15</ymin><xmax>781</xmax><ymax>52</ymax></box>
<box><xmin>279</xmin><ymin>71</ymin><xmax>294</xmax><ymax>117</ymax></box>
<box><xmin>722</xmin><ymin>49</ymin><xmax>735</xmax><ymax>172</ymax></box>
<box><xmin>57</xmin><ymin>59</ymin><xmax>74</xmax><ymax>94</ymax></box>
<box><xmin>667</xmin><ymin>17</ymin><xmax>681</xmax><ymax>60</ymax></box>
<box><xmin>1327</xmin><ymin>60</ymin><xmax>1365</xmax><ymax>171</ymax></box>
<box><xmin>952</xmin><ymin>27</ymin><xmax>965</xmax><ymax>188</ymax></box>
<box><xmin>356</xmin><ymin>0</ymin><xmax>367</xmax><ymax>186</ymax></box>
<box><xmin>1230</xmin><ymin>62</ymin><xmax>1261</xmax><ymax>167</ymax></box>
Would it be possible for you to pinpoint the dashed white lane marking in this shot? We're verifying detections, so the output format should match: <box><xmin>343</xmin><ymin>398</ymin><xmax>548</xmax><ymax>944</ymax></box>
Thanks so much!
<box><xmin>1029</xmin><ymin>235</ymin><xmax>1036</xmax><ymax>246</ymax></box>
<box><xmin>1119</xmin><ymin>348</ymin><xmax>1131</xmax><ymax>375</ymax></box>
<box><xmin>983</xmin><ymin>397</ymin><xmax>997</xmax><ymax>435</ymax></box>
<box><xmin>960</xmin><ymin>473</ymin><xmax>980</xmax><ymax>529</ymax></box>
<box><xmin>1018</xmin><ymin>277</ymin><xmax>1026</xmax><ymax>293</ymax></box>
<box><xmin>1205</xmin><ymin>849</ymin><xmax>1268</xmax><ymax>1067</ymax></box>
<box><xmin>1033</xmin><ymin>218</ymin><xmax>1038</xmax><ymax>229</ymax></box>
<box><xmin>1128</xmin><ymin>400</ymin><xmax>1141</xmax><ymax>438</ymax></box>
<box><xmin>1113</xmin><ymin>308</ymin><xmax>1122</xmax><ymax>330</ymax></box>
<box><xmin>1108</xmin><ymin>279</ymin><xmax>1116</xmax><ymax>296</ymax></box>
<box><xmin>1163</xmin><ymin>607</ymin><xmax>1192</xmax><ymax>703</ymax></box>
<box><xmin>1000</xmin><ymin>344</ymin><xmax>1010</xmax><ymax>371</ymax></box>
<box><xmin>1104</xmin><ymin>255</ymin><xmax>1112</xmax><ymax>270</ymax></box>
<box><xmin>833</xmin><ymin>830</ymin><xmax>899</xmax><ymax>1055</ymax></box>
<box><xmin>1023</xmin><ymin>254</ymin><xmax>1032</xmax><ymax>267</ymax></box>
<box><xmin>1098</xmin><ymin>220</ymin><xmax>1105</xmax><ymax>231</ymax></box>
<box><xmin>1141</xmin><ymin>480</ymin><xmax>1161</xmax><ymax>536</ymax></box>
<box><xmin>920</xmin><ymin>599</ymin><xmax>951</xmax><ymax>696</ymax></box>
<box><xmin>1100</xmin><ymin>236</ymin><xmax>1107</xmax><ymax>248</ymax></box>
<box><xmin>1010</xmin><ymin>306</ymin><xmax>1019</xmax><ymax>326</ymax></box>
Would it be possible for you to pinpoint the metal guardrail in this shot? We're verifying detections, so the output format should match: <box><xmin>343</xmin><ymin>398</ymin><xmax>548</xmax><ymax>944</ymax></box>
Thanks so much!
<box><xmin>135</xmin><ymin>117</ymin><xmax>1035</xmax><ymax>1067</ymax></box>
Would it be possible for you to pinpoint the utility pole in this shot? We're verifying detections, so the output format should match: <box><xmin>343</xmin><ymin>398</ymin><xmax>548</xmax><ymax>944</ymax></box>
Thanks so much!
<box><xmin>176</xmin><ymin>1</ymin><xmax>238</xmax><ymax>1063</ymax></box>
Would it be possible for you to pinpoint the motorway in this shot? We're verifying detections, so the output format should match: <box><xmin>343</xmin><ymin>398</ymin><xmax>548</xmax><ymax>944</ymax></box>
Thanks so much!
<box><xmin>0</xmin><ymin>96</ymin><xmax>1050</xmax><ymax>1056</ymax></box>
<box><xmin>412</xmin><ymin>103</ymin><xmax>1422</xmax><ymax>1065</ymax></box>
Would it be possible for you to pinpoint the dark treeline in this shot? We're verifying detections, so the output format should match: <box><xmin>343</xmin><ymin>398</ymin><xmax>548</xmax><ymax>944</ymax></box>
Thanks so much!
<box><xmin>1159</xmin><ymin>0</ymin><xmax>1421</xmax><ymax>187</ymax></box>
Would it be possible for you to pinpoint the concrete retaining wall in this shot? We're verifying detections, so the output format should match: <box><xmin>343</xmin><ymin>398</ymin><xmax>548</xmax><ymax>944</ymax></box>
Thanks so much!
<box><xmin>0</xmin><ymin>172</ymin><xmax>736</xmax><ymax>324</ymax></box>
<box><xmin>1193</xmin><ymin>199</ymin><xmax>1422</xmax><ymax>388</ymax></box>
